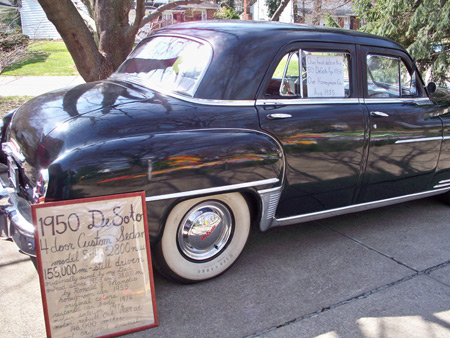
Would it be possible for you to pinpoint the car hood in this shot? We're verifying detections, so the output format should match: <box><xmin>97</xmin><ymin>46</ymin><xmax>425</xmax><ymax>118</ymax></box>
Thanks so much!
<box><xmin>9</xmin><ymin>80</ymin><xmax>154</xmax><ymax>168</ymax></box>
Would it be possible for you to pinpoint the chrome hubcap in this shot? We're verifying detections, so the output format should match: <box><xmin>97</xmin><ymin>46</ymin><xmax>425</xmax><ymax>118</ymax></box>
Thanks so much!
<box><xmin>177</xmin><ymin>201</ymin><xmax>233</xmax><ymax>261</ymax></box>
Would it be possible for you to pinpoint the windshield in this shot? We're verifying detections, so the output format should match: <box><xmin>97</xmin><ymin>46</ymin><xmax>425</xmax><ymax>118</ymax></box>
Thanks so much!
<box><xmin>112</xmin><ymin>36</ymin><xmax>211</xmax><ymax>97</ymax></box>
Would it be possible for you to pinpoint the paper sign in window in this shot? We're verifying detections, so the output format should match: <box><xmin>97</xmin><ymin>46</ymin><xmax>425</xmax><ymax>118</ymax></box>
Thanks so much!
<box><xmin>306</xmin><ymin>55</ymin><xmax>345</xmax><ymax>98</ymax></box>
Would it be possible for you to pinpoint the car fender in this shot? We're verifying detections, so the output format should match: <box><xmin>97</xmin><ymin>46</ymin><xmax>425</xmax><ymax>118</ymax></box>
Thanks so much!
<box><xmin>45</xmin><ymin>128</ymin><xmax>285</xmax><ymax>239</ymax></box>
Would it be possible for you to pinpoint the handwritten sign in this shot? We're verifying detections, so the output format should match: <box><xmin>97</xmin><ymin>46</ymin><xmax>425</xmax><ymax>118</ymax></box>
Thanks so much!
<box><xmin>306</xmin><ymin>55</ymin><xmax>345</xmax><ymax>98</ymax></box>
<box><xmin>32</xmin><ymin>192</ymin><xmax>158</xmax><ymax>338</ymax></box>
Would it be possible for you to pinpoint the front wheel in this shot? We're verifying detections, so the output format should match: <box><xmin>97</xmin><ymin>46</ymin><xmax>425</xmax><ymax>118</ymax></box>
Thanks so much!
<box><xmin>154</xmin><ymin>193</ymin><xmax>250</xmax><ymax>283</ymax></box>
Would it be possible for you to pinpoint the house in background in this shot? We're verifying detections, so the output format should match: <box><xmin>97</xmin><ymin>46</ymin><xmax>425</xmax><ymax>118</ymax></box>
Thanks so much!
<box><xmin>19</xmin><ymin>0</ymin><xmax>89</xmax><ymax>39</ymax></box>
<box><xmin>245</xmin><ymin>0</ymin><xmax>360</xmax><ymax>30</ymax></box>
<box><xmin>153</xmin><ymin>0</ymin><xmax>220</xmax><ymax>26</ymax></box>
<box><xmin>19</xmin><ymin>0</ymin><xmax>220</xmax><ymax>40</ymax></box>
<box><xmin>20</xmin><ymin>0</ymin><xmax>60</xmax><ymax>39</ymax></box>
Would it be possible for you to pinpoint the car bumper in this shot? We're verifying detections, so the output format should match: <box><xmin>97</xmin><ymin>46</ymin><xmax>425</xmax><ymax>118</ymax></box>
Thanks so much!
<box><xmin>0</xmin><ymin>164</ymin><xmax>35</xmax><ymax>256</ymax></box>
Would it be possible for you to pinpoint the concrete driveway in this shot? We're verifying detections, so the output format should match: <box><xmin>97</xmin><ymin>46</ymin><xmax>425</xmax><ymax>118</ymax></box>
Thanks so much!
<box><xmin>1</xmin><ymin>197</ymin><xmax>449</xmax><ymax>337</ymax></box>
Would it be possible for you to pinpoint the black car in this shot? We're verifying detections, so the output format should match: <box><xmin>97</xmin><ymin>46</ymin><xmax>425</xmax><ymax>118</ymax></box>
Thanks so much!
<box><xmin>1</xmin><ymin>21</ymin><xmax>449</xmax><ymax>283</ymax></box>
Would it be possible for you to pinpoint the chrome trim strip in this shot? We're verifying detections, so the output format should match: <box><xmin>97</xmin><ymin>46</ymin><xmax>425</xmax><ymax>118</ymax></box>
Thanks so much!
<box><xmin>146</xmin><ymin>178</ymin><xmax>280</xmax><ymax>202</ymax></box>
<box><xmin>434</xmin><ymin>183</ymin><xmax>450</xmax><ymax>189</ymax></box>
<box><xmin>434</xmin><ymin>179</ymin><xmax>450</xmax><ymax>189</ymax></box>
<box><xmin>256</xmin><ymin>98</ymin><xmax>360</xmax><ymax>106</ymax></box>
<box><xmin>395</xmin><ymin>137</ymin><xmax>442</xmax><ymax>144</ymax></box>
<box><xmin>271</xmin><ymin>187</ymin><xmax>450</xmax><ymax>228</ymax></box>
<box><xmin>258</xmin><ymin>186</ymin><xmax>282</xmax><ymax>232</ymax></box>
<box><xmin>167</xmin><ymin>94</ymin><xmax>256</xmax><ymax>106</ymax></box>
<box><xmin>2</xmin><ymin>142</ymin><xmax>25</xmax><ymax>163</ymax></box>
<box><xmin>364</xmin><ymin>98</ymin><xmax>432</xmax><ymax>105</ymax></box>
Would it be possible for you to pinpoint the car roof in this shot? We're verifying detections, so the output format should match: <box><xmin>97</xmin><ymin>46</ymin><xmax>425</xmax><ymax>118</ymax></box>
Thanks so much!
<box><xmin>157</xmin><ymin>20</ymin><xmax>403</xmax><ymax>49</ymax></box>
<box><xmin>152</xmin><ymin>21</ymin><xmax>405</xmax><ymax>100</ymax></box>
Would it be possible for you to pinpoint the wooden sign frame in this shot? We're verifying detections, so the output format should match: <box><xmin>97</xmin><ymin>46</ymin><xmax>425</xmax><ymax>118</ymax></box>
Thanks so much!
<box><xmin>32</xmin><ymin>191</ymin><xmax>158</xmax><ymax>338</ymax></box>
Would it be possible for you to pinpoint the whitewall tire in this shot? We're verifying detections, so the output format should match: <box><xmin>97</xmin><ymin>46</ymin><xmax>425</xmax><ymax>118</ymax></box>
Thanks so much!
<box><xmin>155</xmin><ymin>192</ymin><xmax>250</xmax><ymax>283</ymax></box>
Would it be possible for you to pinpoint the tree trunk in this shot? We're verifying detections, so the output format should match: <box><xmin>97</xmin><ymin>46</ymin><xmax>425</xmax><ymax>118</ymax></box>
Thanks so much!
<box><xmin>38</xmin><ymin>0</ymin><xmax>203</xmax><ymax>82</ymax></box>
<box><xmin>271</xmin><ymin>0</ymin><xmax>291</xmax><ymax>21</ymax></box>
<box><xmin>38</xmin><ymin>0</ymin><xmax>106</xmax><ymax>81</ymax></box>
<box><xmin>293</xmin><ymin>0</ymin><xmax>298</xmax><ymax>23</ymax></box>
<box><xmin>312</xmin><ymin>0</ymin><xmax>322</xmax><ymax>26</ymax></box>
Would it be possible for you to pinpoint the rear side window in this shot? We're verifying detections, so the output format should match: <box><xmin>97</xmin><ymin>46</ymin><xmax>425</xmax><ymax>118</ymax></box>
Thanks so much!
<box><xmin>265</xmin><ymin>50</ymin><xmax>351</xmax><ymax>99</ymax></box>
<box><xmin>367</xmin><ymin>54</ymin><xmax>419</xmax><ymax>98</ymax></box>
<box><xmin>113</xmin><ymin>36</ymin><xmax>211</xmax><ymax>97</ymax></box>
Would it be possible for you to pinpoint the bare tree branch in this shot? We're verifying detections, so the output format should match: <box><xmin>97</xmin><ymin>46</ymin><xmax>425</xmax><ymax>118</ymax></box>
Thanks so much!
<box><xmin>75</xmin><ymin>0</ymin><xmax>97</xmax><ymax>34</ymax></box>
<box><xmin>126</xmin><ymin>0</ymin><xmax>146</xmax><ymax>40</ymax></box>
<box><xmin>270</xmin><ymin>0</ymin><xmax>290</xmax><ymax>21</ymax></box>
<box><xmin>141</xmin><ymin>0</ymin><xmax>203</xmax><ymax>27</ymax></box>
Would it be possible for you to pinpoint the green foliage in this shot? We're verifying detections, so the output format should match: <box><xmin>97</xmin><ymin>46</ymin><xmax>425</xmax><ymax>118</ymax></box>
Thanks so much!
<box><xmin>0</xmin><ymin>6</ymin><xmax>21</xmax><ymax>28</ymax></box>
<box><xmin>265</xmin><ymin>0</ymin><xmax>281</xmax><ymax>18</ymax></box>
<box><xmin>354</xmin><ymin>0</ymin><xmax>450</xmax><ymax>85</ymax></box>
<box><xmin>213</xmin><ymin>6</ymin><xmax>241</xmax><ymax>19</ymax></box>
<box><xmin>324</xmin><ymin>13</ymin><xmax>340</xmax><ymax>28</ymax></box>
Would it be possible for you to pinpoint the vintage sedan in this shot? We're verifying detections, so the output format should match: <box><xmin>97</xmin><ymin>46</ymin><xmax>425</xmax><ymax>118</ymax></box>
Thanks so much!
<box><xmin>1</xmin><ymin>21</ymin><xmax>449</xmax><ymax>283</ymax></box>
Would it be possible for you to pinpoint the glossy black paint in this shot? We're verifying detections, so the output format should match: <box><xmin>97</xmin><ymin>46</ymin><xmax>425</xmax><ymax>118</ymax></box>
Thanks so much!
<box><xmin>9</xmin><ymin>78</ymin><xmax>283</xmax><ymax>238</ymax></box>
<box><xmin>3</xmin><ymin>21</ymin><xmax>450</xmax><ymax>247</ymax></box>
<box><xmin>357</xmin><ymin>100</ymin><xmax>442</xmax><ymax>202</ymax></box>
<box><xmin>259</xmin><ymin>102</ymin><xmax>367</xmax><ymax>217</ymax></box>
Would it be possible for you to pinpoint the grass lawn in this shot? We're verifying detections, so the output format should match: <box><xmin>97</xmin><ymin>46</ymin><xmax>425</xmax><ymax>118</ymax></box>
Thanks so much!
<box><xmin>1</xmin><ymin>41</ymin><xmax>78</xmax><ymax>76</ymax></box>
<box><xmin>0</xmin><ymin>96</ymin><xmax>32</xmax><ymax>117</ymax></box>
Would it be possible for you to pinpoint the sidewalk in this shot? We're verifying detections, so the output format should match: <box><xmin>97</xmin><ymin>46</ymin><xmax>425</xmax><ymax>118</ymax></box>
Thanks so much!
<box><xmin>0</xmin><ymin>76</ymin><xmax>85</xmax><ymax>97</ymax></box>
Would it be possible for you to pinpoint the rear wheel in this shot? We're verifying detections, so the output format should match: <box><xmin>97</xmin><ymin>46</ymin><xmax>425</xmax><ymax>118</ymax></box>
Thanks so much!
<box><xmin>155</xmin><ymin>192</ymin><xmax>250</xmax><ymax>283</ymax></box>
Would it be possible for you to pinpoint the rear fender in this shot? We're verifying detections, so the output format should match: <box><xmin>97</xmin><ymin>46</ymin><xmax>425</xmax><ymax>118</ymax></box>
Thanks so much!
<box><xmin>45</xmin><ymin>129</ymin><xmax>284</xmax><ymax>238</ymax></box>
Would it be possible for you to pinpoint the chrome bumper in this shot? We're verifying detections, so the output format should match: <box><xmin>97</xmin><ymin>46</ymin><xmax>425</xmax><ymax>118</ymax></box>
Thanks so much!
<box><xmin>0</xmin><ymin>164</ymin><xmax>35</xmax><ymax>256</ymax></box>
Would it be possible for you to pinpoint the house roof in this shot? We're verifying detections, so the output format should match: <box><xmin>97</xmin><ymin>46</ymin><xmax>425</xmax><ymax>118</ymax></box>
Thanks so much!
<box><xmin>0</xmin><ymin>0</ymin><xmax>15</xmax><ymax>7</ymax></box>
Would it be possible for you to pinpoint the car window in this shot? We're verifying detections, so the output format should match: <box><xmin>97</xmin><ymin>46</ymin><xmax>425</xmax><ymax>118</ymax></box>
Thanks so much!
<box><xmin>367</xmin><ymin>54</ymin><xmax>419</xmax><ymax>98</ymax></box>
<box><xmin>265</xmin><ymin>50</ymin><xmax>351</xmax><ymax>99</ymax></box>
<box><xmin>113</xmin><ymin>36</ymin><xmax>211</xmax><ymax>97</ymax></box>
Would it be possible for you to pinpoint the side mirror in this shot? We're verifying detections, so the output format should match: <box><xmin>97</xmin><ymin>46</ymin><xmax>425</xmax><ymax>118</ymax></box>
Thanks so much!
<box><xmin>426</xmin><ymin>82</ymin><xmax>437</xmax><ymax>95</ymax></box>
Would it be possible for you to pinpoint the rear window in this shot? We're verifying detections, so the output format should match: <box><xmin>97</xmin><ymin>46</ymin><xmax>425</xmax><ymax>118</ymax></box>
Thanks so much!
<box><xmin>113</xmin><ymin>36</ymin><xmax>212</xmax><ymax>97</ymax></box>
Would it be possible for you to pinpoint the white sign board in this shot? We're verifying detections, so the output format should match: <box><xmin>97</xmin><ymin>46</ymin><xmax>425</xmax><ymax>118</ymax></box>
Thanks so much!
<box><xmin>33</xmin><ymin>192</ymin><xmax>158</xmax><ymax>338</ymax></box>
<box><xmin>306</xmin><ymin>55</ymin><xmax>345</xmax><ymax>98</ymax></box>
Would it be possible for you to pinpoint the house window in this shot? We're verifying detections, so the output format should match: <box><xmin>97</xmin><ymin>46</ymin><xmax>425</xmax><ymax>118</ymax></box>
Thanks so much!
<box><xmin>162</xmin><ymin>13</ymin><xmax>173</xmax><ymax>26</ymax></box>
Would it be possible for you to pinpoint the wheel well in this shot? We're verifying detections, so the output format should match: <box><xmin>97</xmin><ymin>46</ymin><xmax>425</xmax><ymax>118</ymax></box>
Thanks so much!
<box><xmin>241</xmin><ymin>191</ymin><xmax>261</xmax><ymax>231</ymax></box>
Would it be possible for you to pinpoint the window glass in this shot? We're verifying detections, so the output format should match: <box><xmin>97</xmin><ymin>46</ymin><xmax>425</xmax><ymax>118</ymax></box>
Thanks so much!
<box><xmin>366</xmin><ymin>54</ymin><xmax>419</xmax><ymax>98</ymax></box>
<box><xmin>400</xmin><ymin>62</ymin><xmax>417</xmax><ymax>97</ymax></box>
<box><xmin>265</xmin><ymin>50</ymin><xmax>350</xmax><ymax>99</ymax></box>
<box><xmin>113</xmin><ymin>36</ymin><xmax>211</xmax><ymax>97</ymax></box>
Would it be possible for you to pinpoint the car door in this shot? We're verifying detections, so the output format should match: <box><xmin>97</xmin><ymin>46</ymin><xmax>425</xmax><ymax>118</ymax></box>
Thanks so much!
<box><xmin>257</xmin><ymin>43</ymin><xmax>368</xmax><ymax>218</ymax></box>
<box><xmin>357</xmin><ymin>46</ymin><xmax>442</xmax><ymax>203</ymax></box>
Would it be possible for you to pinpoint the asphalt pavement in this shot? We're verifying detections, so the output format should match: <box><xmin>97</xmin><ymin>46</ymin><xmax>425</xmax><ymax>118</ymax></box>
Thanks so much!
<box><xmin>1</xmin><ymin>197</ymin><xmax>449</xmax><ymax>337</ymax></box>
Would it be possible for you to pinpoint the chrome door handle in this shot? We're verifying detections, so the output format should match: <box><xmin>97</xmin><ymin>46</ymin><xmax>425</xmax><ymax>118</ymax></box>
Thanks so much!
<box><xmin>267</xmin><ymin>113</ymin><xmax>292</xmax><ymax>119</ymax></box>
<box><xmin>370</xmin><ymin>111</ymin><xmax>389</xmax><ymax>118</ymax></box>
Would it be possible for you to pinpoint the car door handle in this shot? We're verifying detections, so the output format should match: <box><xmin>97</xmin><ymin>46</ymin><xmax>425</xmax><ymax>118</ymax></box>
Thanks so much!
<box><xmin>370</xmin><ymin>111</ymin><xmax>390</xmax><ymax>118</ymax></box>
<box><xmin>266</xmin><ymin>113</ymin><xmax>292</xmax><ymax>119</ymax></box>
